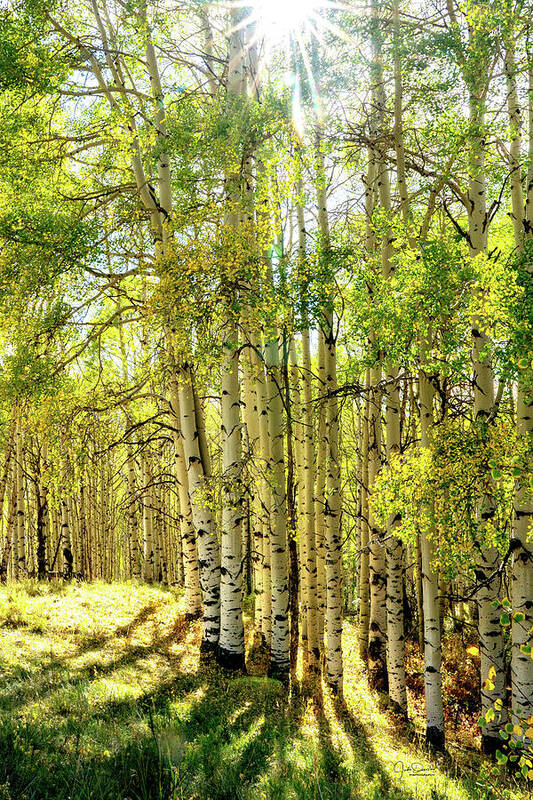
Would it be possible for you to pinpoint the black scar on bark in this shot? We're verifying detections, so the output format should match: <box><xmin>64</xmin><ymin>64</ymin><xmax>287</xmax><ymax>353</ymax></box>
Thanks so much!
<box><xmin>326</xmin><ymin>677</ymin><xmax>343</xmax><ymax>697</ymax></box>
<box><xmin>389</xmin><ymin>697</ymin><xmax>408</xmax><ymax>719</ymax></box>
<box><xmin>184</xmin><ymin>609</ymin><xmax>202</xmax><ymax>621</ymax></box>
<box><xmin>426</xmin><ymin>725</ymin><xmax>445</xmax><ymax>752</ymax></box>
<box><xmin>216</xmin><ymin>646</ymin><xmax>246</xmax><ymax>672</ymax></box>
<box><xmin>481</xmin><ymin>733</ymin><xmax>501</xmax><ymax>757</ymax></box>
<box><xmin>199</xmin><ymin>637</ymin><xmax>218</xmax><ymax>654</ymax></box>
<box><xmin>268</xmin><ymin>661</ymin><xmax>290</xmax><ymax>683</ymax></box>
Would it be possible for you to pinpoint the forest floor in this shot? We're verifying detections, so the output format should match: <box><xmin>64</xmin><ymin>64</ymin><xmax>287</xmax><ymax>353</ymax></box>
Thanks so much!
<box><xmin>0</xmin><ymin>582</ymin><xmax>528</xmax><ymax>800</ymax></box>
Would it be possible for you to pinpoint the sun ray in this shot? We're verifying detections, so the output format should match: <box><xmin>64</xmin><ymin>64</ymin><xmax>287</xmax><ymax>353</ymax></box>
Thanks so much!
<box><xmin>220</xmin><ymin>0</ymin><xmax>357</xmax><ymax>134</ymax></box>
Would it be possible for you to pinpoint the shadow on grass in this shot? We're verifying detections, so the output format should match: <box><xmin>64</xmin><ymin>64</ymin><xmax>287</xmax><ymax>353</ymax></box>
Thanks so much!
<box><xmin>0</xmin><ymin>600</ymin><xmax>498</xmax><ymax>800</ymax></box>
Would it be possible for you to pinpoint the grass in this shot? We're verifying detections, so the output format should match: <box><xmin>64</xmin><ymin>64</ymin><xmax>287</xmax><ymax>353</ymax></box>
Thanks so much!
<box><xmin>0</xmin><ymin>581</ymin><xmax>528</xmax><ymax>800</ymax></box>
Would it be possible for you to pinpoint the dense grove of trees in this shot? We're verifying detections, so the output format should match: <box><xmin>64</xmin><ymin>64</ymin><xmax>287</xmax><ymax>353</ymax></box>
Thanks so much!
<box><xmin>0</xmin><ymin>0</ymin><xmax>532</xmax><ymax>777</ymax></box>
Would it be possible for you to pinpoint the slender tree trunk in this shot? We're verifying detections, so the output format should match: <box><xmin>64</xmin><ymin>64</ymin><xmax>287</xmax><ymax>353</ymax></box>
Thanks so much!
<box><xmin>367</xmin><ymin>365</ymin><xmax>388</xmax><ymax>691</ymax></box>
<box><xmin>265</xmin><ymin>330</ymin><xmax>290</xmax><ymax>677</ymax></box>
<box><xmin>177</xmin><ymin>361</ymin><xmax>220</xmax><ymax>650</ymax></box>
<box><xmin>504</xmin><ymin>29</ymin><xmax>533</xmax><ymax>737</ymax></box>
<box><xmin>385</xmin><ymin>363</ymin><xmax>407</xmax><ymax>714</ymax></box>
<box><xmin>419</xmin><ymin>347</ymin><xmax>445</xmax><ymax>751</ymax></box>
<box><xmin>169</xmin><ymin>371</ymin><xmax>202</xmax><ymax>618</ymax></box>
<box><xmin>359</xmin><ymin>372</ymin><xmax>370</xmax><ymax>663</ymax></box>
<box><xmin>15</xmin><ymin>421</ymin><xmax>25</xmax><ymax>579</ymax></box>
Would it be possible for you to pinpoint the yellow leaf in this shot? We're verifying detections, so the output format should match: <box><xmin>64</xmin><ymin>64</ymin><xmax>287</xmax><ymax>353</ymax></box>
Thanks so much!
<box><xmin>513</xmin><ymin>725</ymin><xmax>523</xmax><ymax>736</ymax></box>
<box><xmin>467</xmin><ymin>646</ymin><xmax>479</xmax><ymax>657</ymax></box>
<box><xmin>488</xmin><ymin>666</ymin><xmax>496</xmax><ymax>680</ymax></box>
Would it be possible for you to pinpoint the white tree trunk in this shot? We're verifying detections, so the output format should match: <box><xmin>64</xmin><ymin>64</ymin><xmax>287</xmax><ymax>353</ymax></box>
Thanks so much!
<box><xmin>177</xmin><ymin>362</ymin><xmax>220</xmax><ymax>650</ymax></box>
<box><xmin>419</xmin><ymin>354</ymin><xmax>445</xmax><ymax>750</ymax></box>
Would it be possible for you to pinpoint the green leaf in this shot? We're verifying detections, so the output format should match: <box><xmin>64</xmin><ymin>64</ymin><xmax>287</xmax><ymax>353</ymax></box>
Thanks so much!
<box><xmin>495</xmin><ymin>750</ymin><xmax>508</xmax><ymax>765</ymax></box>
<box><xmin>500</xmin><ymin>613</ymin><xmax>510</xmax><ymax>626</ymax></box>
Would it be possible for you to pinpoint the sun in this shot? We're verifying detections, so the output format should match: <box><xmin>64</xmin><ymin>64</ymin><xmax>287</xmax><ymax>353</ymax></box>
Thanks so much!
<box><xmin>226</xmin><ymin>0</ymin><xmax>354</xmax><ymax>134</ymax></box>
<box><xmin>252</xmin><ymin>0</ymin><xmax>320</xmax><ymax>41</ymax></box>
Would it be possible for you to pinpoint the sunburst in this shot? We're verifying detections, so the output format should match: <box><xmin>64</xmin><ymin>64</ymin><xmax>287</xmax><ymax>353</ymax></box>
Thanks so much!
<box><xmin>223</xmin><ymin>0</ymin><xmax>356</xmax><ymax>135</ymax></box>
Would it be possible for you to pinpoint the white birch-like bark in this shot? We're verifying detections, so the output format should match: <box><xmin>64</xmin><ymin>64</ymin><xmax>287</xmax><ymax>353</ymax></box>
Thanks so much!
<box><xmin>468</xmin><ymin>83</ymin><xmax>507</xmax><ymax>756</ymax></box>
<box><xmin>142</xmin><ymin>451</ymin><xmax>155</xmax><ymax>582</ymax></box>
<box><xmin>367</xmin><ymin>365</ymin><xmax>387</xmax><ymax>691</ymax></box>
<box><xmin>419</xmin><ymin>349</ymin><xmax>445</xmax><ymax>750</ymax></box>
<box><xmin>301</xmin><ymin>327</ymin><xmax>320</xmax><ymax>674</ymax></box>
<box><xmin>265</xmin><ymin>331</ymin><xmax>290</xmax><ymax>676</ymax></box>
<box><xmin>15</xmin><ymin>421</ymin><xmax>25</xmax><ymax>579</ymax></box>
<box><xmin>177</xmin><ymin>362</ymin><xmax>220</xmax><ymax>649</ymax></box>
<box><xmin>242</xmin><ymin>348</ymin><xmax>264</xmax><ymax>636</ymax></box>
<box><xmin>255</xmin><ymin>346</ymin><xmax>273</xmax><ymax>649</ymax></box>
<box><xmin>216</xmin><ymin>6</ymin><xmax>249</xmax><ymax>668</ymax></box>
<box><xmin>385</xmin><ymin>364</ymin><xmax>407</xmax><ymax>713</ymax></box>
<box><xmin>504</xmin><ymin>31</ymin><xmax>533</xmax><ymax>735</ymax></box>
<box><xmin>358</xmin><ymin>372</ymin><xmax>370</xmax><ymax>662</ymax></box>
<box><xmin>169</xmin><ymin>372</ymin><xmax>202</xmax><ymax>618</ymax></box>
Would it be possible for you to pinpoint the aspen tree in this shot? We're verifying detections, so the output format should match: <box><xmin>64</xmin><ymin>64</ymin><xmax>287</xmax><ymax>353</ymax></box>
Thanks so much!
<box><xmin>142</xmin><ymin>450</ymin><xmax>155</xmax><ymax>582</ymax></box>
<box><xmin>2</xmin><ymin>471</ymin><xmax>16</xmax><ymax>582</ymax></box>
<box><xmin>315</xmin><ymin>332</ymin><xmax>327</xmax><ymax>656</ymax></box>
<box><xmin>365</xmin><ymin>142</ymin><xmax>387</xmax><ymax>691</ymax></box>
<box><xmin>242</xmin><ymin>349</ymin><xmax>264</xmax><ymax>635</ymax></box>
<box><xmin>296</xmin><ymin>177</ymin><xmax>319</xmax><ymax>675</ymax></box>
<box><xmin>178</xmin><ymin>363</ymin><xmax>221</xmax><ymax>649</ymax></box>
<box><xmin>358</xmin><ymin>371</ymin><xmax>370</xmax><ymax>662</ymax></box>
<box><xmin>367</xmin><ymin>363</ymin><xmax>388</xmax><ymax>691</ymax></box>
<box><xmin>315</xmin><ymin>136</ymin><xmax>343</xmax><ymax>692</ymax></box>
<box><xmin>443</xmin><ymin>0</ymin><xmax>507</xmax><ymax>752</ymax></box>
<box><xmin>285</xmin><ymin>335</ymin><xmax>300</xmax><ymax>677</ymax></box>
<box><xmin>0</xmin><ymin>420</ymin><xmax>16</xmax><ymax>582</ymax></box>
<box><xmin>502</xmin><ymin>23</ymin><xmax>533</xmax><ymax>735</ymax></box>
<box><xmin>466</xmin><ymin>11</ymin><xmax>506</xmax><ymax>753</ymax></box>
<box><xmin>15</xmin><ymin>420</ymin><xmax>25</xmax><ymax>579</ymax></box>
<box><xmin>419</xmin><ymin>340</ymin><xmax>445</xmax><ymax>750</ymax></box>
<box><xmin>382</xmin><ymin>0</ymin><xmax>409</xmax><ymax>714</ymax></box>
<box><xmin>265</xmin><ymin>324</ymin><xmax>290</xmax><ymax>676</ymax></box>
<box><xmin>169</xmin><ymin>370</ymin><xmax>202</xmax><ymax>618</ymax></box>
<box><xmin>216</xmin><ymin>4</ymin><xmax>252</xmax><ymax>669</ymax></box>
<box><xmin>148</xmin><ymin>0</ymin><xmax>222</xmax><ymax>643</ymax></box>
<box><xmin>255</xmin><ymin>351</ymin><xmax>273</xmax><ymax>650</ymax></box>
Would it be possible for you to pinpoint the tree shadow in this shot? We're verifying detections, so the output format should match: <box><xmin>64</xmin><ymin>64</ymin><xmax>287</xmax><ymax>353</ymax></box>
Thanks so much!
<box><xmin>0</xmin><ymin>605</ymin><xmax>505</xmax><ymax>800</ymax></box>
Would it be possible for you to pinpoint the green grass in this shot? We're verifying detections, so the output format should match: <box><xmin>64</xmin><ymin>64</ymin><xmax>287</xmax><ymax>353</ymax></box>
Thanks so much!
<box><xmin>0</xmin><ymin>581</ymin><xmax>526</xmax><ymax>800</ymax></box>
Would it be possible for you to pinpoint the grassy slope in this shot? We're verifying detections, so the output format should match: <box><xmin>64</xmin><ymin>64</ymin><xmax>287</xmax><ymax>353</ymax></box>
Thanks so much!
<box><xmin>0</xmin><ymin>582</ymin><xmax>527</xmax><ymax>800</ymax></box>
